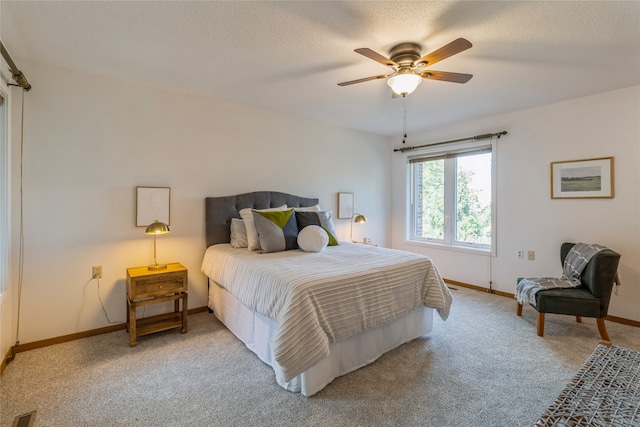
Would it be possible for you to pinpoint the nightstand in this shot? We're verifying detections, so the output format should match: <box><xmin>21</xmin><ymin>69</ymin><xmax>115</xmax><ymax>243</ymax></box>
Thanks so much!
<box><xmin>126</xmin><ymin>262</ymin><xmax>188</xmax><ymax>346</ymax></box>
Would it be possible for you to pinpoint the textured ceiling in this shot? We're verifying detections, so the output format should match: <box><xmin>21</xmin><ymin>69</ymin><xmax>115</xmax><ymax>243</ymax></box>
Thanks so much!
<box><xmin>1</xmin><ymin>1</ymin><xmax>639</xmax><ymax>136</ymax></box>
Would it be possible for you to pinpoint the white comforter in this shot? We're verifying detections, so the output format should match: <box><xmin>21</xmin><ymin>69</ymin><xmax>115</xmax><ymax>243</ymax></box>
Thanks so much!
<box><xmin>201</xmin><ymin>243</ymin><xmax>452</xmax><ymax>382</ymax></box>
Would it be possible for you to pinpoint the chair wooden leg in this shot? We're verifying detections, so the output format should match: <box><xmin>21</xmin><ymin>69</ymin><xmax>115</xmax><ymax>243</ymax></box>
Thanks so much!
<box><xmin>576</xmin><ymin>316</ymin><xmax>582</xmax><ymax>323</ymax></box>
<box><xmin>516</xmin><ymin>302</ymin><xmax>523</xmax><ymax>316</ymax></box>
<box><xmin>537</xmin><ymin>312</ymin><xmax>545</xmax><ymax>337</ymax></box>
<box><xmin>597</xmin><ymin>318</ymin><xmax>610</xmax><ymax>342</ymax></box>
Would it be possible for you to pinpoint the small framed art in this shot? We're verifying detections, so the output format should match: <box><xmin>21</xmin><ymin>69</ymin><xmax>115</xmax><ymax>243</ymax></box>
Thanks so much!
<box><xmin>337</xmin><ymin>192</ymin><xmax>354</xmax><ymax>219</ymax></box>
<box><xmin>550</xmin><ymin>157</ymin><xmax>614</xmax><ymax>199</ymax></box>
<box><xmin>136</xmin><ymin>186</ymin><xmax>171</xmax><ymax>226</ymax></box>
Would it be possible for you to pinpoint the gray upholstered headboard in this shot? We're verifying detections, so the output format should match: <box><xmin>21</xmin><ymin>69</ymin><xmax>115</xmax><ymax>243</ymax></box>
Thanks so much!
<box><xmin>205</xmin><ymin>191</ymin><xmax>319</xmax><ymax>247</ymax></box>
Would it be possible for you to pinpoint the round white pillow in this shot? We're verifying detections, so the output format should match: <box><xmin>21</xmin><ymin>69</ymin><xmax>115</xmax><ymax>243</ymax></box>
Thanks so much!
<box><xmin>298</xmin><ymin>225</ymin><xmax>329</xmax><ymax>253</ymax></box>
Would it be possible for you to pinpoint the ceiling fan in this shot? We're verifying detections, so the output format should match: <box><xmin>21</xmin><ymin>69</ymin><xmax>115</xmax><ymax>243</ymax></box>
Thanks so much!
<box><xmin>338</xmin><ymin>38</ymin><xmax>473</xmax><ymax>96</ymax></box>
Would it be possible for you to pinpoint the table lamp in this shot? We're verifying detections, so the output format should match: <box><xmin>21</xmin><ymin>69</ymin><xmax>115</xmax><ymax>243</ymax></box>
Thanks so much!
<box><xmin>145</xmin><ymin>220</ymin><xmax>170</xmax><ymax>270</ymax></box>
<box><xmin>350</xmin><ymin>213</ymin><xmax>367</xmax><ymax>243</ymax></box>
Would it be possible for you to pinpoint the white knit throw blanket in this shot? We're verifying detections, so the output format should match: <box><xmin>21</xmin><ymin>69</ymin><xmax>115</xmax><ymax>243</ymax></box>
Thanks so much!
<box><xmin>515</xmin><ymin>243</ymin><xmax>608</xmax><ymax>306</ymax></box>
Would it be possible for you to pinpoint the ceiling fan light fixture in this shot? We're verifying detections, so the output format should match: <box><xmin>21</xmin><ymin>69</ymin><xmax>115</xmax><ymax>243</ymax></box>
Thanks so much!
<box><xmin>387</xmin><ymin>70</ymin><xmax>422</xmax><ymax>95</ymax></box>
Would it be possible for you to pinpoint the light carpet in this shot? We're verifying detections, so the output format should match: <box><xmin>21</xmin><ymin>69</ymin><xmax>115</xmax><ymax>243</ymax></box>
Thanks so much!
<box><xmin>1</xmin><ymin>287</ymin><xmax>639</xmax><ymax>427</ymax></box>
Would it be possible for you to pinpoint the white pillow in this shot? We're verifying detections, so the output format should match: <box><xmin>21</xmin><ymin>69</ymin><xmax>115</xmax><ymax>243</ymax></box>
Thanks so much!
<box><xmin>294</xmin><ymin>204</ymin><xmax>321</xmax><ymax>212</ymax></box>
<box><xmin>230</xmin><ymin>218</ymin><xmax>248</xmax><ymax>248</ymax></box>
<box><xmin>239</xmin><ymin>204</ymin><xmax>288</xmax><ymax>251</ymax></box>
<box><xmin>297</xmin><ymin>225</ymin><xmax>329</xmax><ymax>253</ymax></box>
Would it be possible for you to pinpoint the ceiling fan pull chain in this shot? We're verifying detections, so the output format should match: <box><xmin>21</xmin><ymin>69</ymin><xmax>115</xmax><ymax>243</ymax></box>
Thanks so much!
<box><xmin>402</xmin><ymin>95</ymin><xmax>407</xmax><ymax>143</ymax></box>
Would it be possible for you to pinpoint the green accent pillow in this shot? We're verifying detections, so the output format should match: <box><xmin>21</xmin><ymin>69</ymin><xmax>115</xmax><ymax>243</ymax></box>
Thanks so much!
<box><xmin>295</xmin><ymin>211</ymin><xmax>339</xmax><ymax>246</ymax></box>
<box><xmin>252</xmin><ymin>208</ymin><xmax>299</xmax><ymax>253</ymax></box>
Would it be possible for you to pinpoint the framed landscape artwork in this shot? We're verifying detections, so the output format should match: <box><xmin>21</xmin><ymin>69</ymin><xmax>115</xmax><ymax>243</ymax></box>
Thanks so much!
<box><xmin>550</xmin><ymin>157</ymin><xmax>614</xmax><ymax>199</ymax></box>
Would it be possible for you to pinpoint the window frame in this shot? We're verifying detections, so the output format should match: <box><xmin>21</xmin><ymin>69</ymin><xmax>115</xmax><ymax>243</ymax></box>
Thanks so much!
<box><xmin>0</xmin><ymin>87</ymin><xmax>8</xmax><ymax>294</ymax></box>
<box><xmin>407</xmin><ymin>139</ymin><xmax>497</xmax><ymax>256</ymax></box>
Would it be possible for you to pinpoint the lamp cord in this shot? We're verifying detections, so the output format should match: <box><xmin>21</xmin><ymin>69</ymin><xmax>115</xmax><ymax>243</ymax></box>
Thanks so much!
<box><xmin>95</xmin><ymin>277</ymin><xmax>121</xmax><ymax>325</ymax></box>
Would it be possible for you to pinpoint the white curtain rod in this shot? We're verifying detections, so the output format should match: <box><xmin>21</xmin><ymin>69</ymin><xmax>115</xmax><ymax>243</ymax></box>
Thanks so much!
<box><xmin>0</xmin><ymin>40</ymin><xmax>31</xmax><ymax>91</ymax></box>
<box><xmin>394</xmin><ymin>131</ymin><xmax>507</xmax><ymax>153</ymax></box>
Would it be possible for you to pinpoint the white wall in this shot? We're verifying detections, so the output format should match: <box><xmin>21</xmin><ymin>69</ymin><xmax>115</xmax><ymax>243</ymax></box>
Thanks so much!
<box><xmin>7</xmin><ymin>60</ymin><xmax>390</xmax><ymax>345</ymax></box>
<box><xmin>391</xmin><ymin>85</ymin><xmax>640</xmax><ymax>322</ymax></box>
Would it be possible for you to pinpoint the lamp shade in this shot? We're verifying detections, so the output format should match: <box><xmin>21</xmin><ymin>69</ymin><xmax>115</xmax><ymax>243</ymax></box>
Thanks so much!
<box><xmin>387</xmin><ymin>70</ymin><xmax>422</xmax><ymax>95</ymax></box>
<box><xmin>145</xmin><ymin>220</ymin><xmax>170</xmax><ymax>235</ymax></box>
<box><xmin>353</xmin><ymin>214</ymin><xmax>367</xmax><ymax>223</ymax></box>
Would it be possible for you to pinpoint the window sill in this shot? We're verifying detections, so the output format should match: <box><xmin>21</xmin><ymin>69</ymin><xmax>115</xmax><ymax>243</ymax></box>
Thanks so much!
<box><xmin>403</xmin><ymin>239</ymin><xmax>492</xmax><ymax>257</ymax></box>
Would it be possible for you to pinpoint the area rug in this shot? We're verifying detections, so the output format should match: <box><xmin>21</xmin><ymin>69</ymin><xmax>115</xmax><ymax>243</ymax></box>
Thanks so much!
<box><xmin>536</xmin><ymin>344</ymin><xmax>640</xmax><ymax>426</ymax></box>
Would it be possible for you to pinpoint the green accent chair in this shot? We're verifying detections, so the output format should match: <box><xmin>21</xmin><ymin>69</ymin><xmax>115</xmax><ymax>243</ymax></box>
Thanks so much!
<box><xmin>516</xmin><ymin>242</ymin><xmax>621</xmax><ymax>340</ymax></box>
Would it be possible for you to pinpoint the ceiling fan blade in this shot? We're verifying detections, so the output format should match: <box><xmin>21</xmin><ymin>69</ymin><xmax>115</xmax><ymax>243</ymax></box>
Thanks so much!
<box><xmin>337</xmin><ymin>74</ymin><xmax>390</xmax><ymax>86</ymax></box>
<box><xmin>422</xmin><ymin>70</ymin><xmax>473</xmax><ymax>83</ymax></box>
<box><xmin>354</xmin><ymin>48</ymin><xmax>398</xmax><ymax>68</ymax></box>
<box><xmin>418</xmin><ymin>38</ymin><xmax>472</xmax><ymax>67</ymax></box>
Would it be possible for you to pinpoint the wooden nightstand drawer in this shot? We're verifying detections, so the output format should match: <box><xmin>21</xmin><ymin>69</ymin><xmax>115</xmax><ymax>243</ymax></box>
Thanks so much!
<box><xmin>131</xmin><ymin>272</ymin><xmax>186</xmax><ymax>299</ymax></box>
<box><xmin>127</xmin><ymin>263</ymin><xmax>187</xmax><ymax>300</ymax></box>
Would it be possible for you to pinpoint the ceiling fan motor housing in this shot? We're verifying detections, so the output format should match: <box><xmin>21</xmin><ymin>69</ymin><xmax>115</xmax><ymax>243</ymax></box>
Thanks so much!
<box><xmin>389</xmin><ymin>42</ymin><xmax>423</xmax><ymax>67</ymax></box>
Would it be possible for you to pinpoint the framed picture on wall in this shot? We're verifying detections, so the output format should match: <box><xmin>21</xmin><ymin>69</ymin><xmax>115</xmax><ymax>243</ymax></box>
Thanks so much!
<box><xmin>550</xmin><ymin>157</ymin><xmax>614</xmax><ymax>199</ymax></box>
<box><xmin>337</xmin><ymin>192</ymin><xmax>354</xmax><ymax>219</ymax></box>
<box><xmin>136</xmin><ymin>186</ymin><xmax>171</xmax><ymax>226</ymax></box>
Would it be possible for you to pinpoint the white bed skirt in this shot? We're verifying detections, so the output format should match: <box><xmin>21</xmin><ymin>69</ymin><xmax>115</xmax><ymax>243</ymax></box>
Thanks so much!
<box><xmin>208</xmin><ymin>280</ymin><xmax>434</xmax><ymax>397</ymax></box>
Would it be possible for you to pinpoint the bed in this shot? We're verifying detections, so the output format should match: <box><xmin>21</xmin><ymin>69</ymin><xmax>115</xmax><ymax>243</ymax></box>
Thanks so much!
<box><xmin>201</xmin><ymin>191</ymin><xmax>452</xmax><ymax>396</ymax></box>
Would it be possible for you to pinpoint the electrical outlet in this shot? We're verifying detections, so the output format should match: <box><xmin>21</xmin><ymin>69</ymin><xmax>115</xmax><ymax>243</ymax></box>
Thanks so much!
<box><xmin>92</xmin><ymin>266</ymin><xmax>102</xmax><ymax>279</ymax></box>
<box><xmin>527</xmin><ymin>251</ymin><xmax>535</xmax><ymax>261</ymax></box>
<box><xmin>516</xmin><ymin>250</ymin><xmax>523</xmax><ymax>259</ymax></box>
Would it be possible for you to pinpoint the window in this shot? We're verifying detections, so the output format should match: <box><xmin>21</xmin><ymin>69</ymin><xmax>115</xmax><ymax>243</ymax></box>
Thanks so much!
<box><xmin>409</xmin><ymin>142</ymin><xmax>495</xmax><ymax>252</ymax></box>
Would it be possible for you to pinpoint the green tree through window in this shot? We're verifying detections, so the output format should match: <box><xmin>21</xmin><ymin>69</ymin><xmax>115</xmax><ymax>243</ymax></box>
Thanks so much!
<box><xmin>417</xmin><ymin>158</ymin><xmax>444</xmax><ymax>239</ymax></box>
<box><xmin>456</xmin><ymin>153</ymin><xmax>491</xmax><ymax>245</ymax></box>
